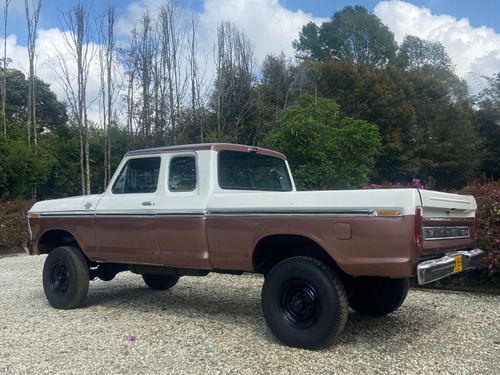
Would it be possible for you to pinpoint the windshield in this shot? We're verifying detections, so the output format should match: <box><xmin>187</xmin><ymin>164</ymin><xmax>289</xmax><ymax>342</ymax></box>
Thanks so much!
<box><xmin>218</xmin><ymin>150</ymin><xmax>293</xmax><ymax>191</ymax></box>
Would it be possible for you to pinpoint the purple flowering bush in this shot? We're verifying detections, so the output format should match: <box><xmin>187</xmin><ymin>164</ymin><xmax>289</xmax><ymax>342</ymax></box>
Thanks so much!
<box><xmin>455</xmin><ymin>179</ymin><xmax>500</xmax><ymax>280</ymax></box>
<box><xmin>0</xmin><ymin>199</ymin><xmax>35</xmax><ymax>252</ymax></box>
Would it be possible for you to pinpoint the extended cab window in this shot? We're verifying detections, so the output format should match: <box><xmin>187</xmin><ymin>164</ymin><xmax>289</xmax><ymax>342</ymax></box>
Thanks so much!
<box><xmin>112</xmin><ymin>157</ymin><xmax>161</xmax><ymax>194</ymax></box>
<box><xmin>218</xmin><ymin>150</ymin><xmax>292</xmax><ymax>191</ymax></box>
<box><xmin>169</xmin><ymin>156</ymin><xmax>197</xmax><ymax>192</ymax></box>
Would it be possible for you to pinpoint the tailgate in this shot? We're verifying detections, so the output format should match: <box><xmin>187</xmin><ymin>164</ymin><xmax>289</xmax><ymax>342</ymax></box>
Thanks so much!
<box><xmin>418</xmin><ymin>190</ymin><xmax>476</xmax><ymax>214</ymax></box>
<box><xmin>417</xmin><ymin>189</ymin><xmax>477</xmax><ymax>255</ymax></box>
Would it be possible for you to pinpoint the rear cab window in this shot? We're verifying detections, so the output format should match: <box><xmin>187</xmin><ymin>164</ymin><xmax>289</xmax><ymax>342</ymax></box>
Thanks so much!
<box><xmin>218</xmin><ymin>150</ymin><xmax>292</xmax><ymax>191</ymax></box>
<box><xmin>168</xmin><ymin>156</ymin><xmax>197</xmax><ymax>192</ymax></box>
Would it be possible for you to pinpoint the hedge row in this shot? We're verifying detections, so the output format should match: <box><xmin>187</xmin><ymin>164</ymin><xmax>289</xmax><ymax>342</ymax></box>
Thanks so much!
<box><xmin>0</xmin><ymin>199</ymin><xmax>35</xmax><ymax>253</ymax></box>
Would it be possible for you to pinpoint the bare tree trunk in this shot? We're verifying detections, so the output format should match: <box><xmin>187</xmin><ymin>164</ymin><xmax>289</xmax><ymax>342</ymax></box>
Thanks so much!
<box><xmin>2</xmin><ymin>0</ymin><xmax>10</xmax><ymax>140</ymax></box>
<box><xmin>98</xmin><ymin>5</ymin><xmax>116</xmax><ymax>186</ymax></box>
<box><xmin>25</xmin><ymin>0</ymin><xmax>42</xmax><ymax>152</ymax></box>
<box><xmin>136</xmin><ymin>12</ymin><xmax>153</xmax><ymax>146</ymax></box>
<box><xmin>187</xmin><ymin>15</ymin><xmax>207</xmax><ymax>143</ymax></box>
<box><xmin>98</xmin><ymin>35</ymin><xmax>107</xmax><ymax>185</ymax></box>
<box><xmin>158</xmin><ymin>1</ymin><xmax>185</xmax><ymax>144</ymax></box>
<box><xmin>54</xmin><ymin>3</ymin><xmax>96</xmax><ymax>195</ymax></box>
<box><xmin>105</xmin><ymin>6</ymin><xmax>116</xmax><ymax>184</ymax></box>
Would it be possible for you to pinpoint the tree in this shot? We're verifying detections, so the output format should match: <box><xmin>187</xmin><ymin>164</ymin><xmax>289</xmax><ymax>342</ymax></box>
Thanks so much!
<box><xmin>396</xmin><ymin>35</ymin><xmax>468</xmax><ymax>100</ymax></box>
<box><xmin>1</xmin><ymin>0</ymin><xmax>11</xmax><ymax>140</ymax></box>
<box><xmin>24</xmin><ymin>0</ymin><xmax>42</xmax><ymax>153</ymax></box>
<box><xmin>474</xmin><ymin>72</ymin><xmax>500</xmax><ymax>179</ymax></box>
<box><xmin>317</xmin><ymin>59</ymin><xmax>480</xmax><ymax>188</ymax></box>
<box><xmin>158</xmin><ymin>1</ymin><xmax>186</xmax><ymax>143</ymax></box>
<box><xmin>211</xmin><ymin>21</ymin><xmax>257</xmax><ymax>143</ymax></box>
<box><xmin>1</xmin><ymin>69</ymin><xmax>67</xmax><ymax>135</ymax></box>
<box><xmin>294</xmin><ymin>5</ymin><xmax>397</xmax><ymax>67</ymax></box>
<box><xmin>262</xmin><ymin>94</ymin><xmax>380</xmax><ymax>190</ymax></box>
<box><xmin>98</xmin><ymin>5</ymin><xmax>118</xmax><ymax>186</ymax></box>
<box><xmin>53</xmin><ymin>3</ymin><xmax>96</xmax><ymax>195</ymax></box>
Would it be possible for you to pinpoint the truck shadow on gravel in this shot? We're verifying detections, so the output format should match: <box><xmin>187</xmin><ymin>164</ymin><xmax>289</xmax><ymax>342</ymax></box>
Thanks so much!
<box><xmin>81</xmin><ymin>276</ymin><xmax>444</xmax><ymax>350</ymax></box>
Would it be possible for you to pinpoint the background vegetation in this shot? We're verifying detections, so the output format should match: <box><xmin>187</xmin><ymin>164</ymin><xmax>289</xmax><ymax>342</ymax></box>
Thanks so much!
<box><xmin>0</xmin><ymin>3</ymin><xmax>499</xmax><ymax>282</ymax></box>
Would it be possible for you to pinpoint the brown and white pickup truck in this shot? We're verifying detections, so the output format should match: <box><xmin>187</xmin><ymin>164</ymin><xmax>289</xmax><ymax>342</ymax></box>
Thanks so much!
<box><xmin>25</xmin><ymin>143</ymin><xmax>483</xmax><ymax>349</ymax></box>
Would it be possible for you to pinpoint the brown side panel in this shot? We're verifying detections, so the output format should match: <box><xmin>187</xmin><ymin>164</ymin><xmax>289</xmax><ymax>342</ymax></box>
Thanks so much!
<box><xmin>205</xmin><ymin>215</ymin><xmax>419</xmax><ymax>277</ymax></box>
<box><xmin>29</xmin><ymin>216</ymin><xmax>97</xmax><ymax>257</ymax></box>
<box><xmin>157</xmin><ymin>216</ymin><xmax>212</xmax><ymax>269</ymax></box>
<box><xmin>94</xmin><ymin>216</ymin><xmax>159</xmax><ymax>264</ymax></box>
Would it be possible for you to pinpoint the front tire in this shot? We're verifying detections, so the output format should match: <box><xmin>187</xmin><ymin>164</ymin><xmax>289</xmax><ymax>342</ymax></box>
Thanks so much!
<box><xmin>261</xmin><ymin>257</ymin><xmax>348</xmax><ymax>350</ymax></box>
<box><xmin>347</xmin><ymin>277</ymin><xmax>409</xmax><ymax>317</ymax></box>
<box><xmin>142</xmin><ymin>274</ymin><xmax>180</xmax><ymax>290</ymax></box>
<box><xmin>42</xmin><ymin>246</ymin><xmax>89</xmax><ymax>309</ymax></box>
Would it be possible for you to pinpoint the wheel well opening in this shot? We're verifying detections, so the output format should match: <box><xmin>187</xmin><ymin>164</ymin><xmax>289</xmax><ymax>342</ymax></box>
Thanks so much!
<box><xmin>38</xmin><ymin>230</ymin><xmax>80</xmax><ymax>254</ymax></box>
<box><xmin>253</xmin><ymin>235</ymin><xmax>340</xmax><ymax>275</ymax></box>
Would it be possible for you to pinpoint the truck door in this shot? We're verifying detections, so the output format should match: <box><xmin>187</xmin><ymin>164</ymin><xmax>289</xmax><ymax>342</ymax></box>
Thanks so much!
<box><xmin>156</xmin><ymin>154</ymin><xmax>212</xmax><ymax>269</ymax></box>
<box><xmin>94</xmin><ymin>156</ymin><xmax>161</xmax><ymax>264</ymax></box>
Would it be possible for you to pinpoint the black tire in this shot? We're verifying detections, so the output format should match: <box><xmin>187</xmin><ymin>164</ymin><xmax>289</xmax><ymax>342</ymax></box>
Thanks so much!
<box><xmin>42</xmin><ymin>246</ymin><xmax>90</xmax><ymax>309</ymax></box>
<box><xmin>142</xmin><ymin>274</ymin><xmax>180</xmax><ymax>290</ymax></box>
<box><xmin>347</xmin><ymin>277</ymin><xmax>409</xmax><ymax>317</ymax></box>
<box><xmin>261</xmin><ymin>257</ymin><xmax>348</xmax><ymax>350</ymax></box>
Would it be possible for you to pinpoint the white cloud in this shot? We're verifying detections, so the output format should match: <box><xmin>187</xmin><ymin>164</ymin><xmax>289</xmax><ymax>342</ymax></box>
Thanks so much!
<box><xmin>198</xmin><ymin>0</ymin><xmax>326</xmax><ymax>63</ymax></box>
<box><xmin>375</xmin><ymin>0</ymin><xmax>500</xmax><ymax>92</ymax></box>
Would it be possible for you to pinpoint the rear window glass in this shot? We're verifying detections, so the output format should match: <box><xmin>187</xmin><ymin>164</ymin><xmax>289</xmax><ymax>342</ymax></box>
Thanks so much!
<box><xmin>218</xmin><ymin>150</ymin><xmax>292</xmax><ymax>191</ymax></box>
<box><xmin>169</xmin><ymin>156</ymin><xmax>197</xmax><ymax>192</ymax></box>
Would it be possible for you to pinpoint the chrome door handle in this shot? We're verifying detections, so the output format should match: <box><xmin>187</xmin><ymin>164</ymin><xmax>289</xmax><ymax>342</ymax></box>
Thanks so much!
<box><xmin>142</xmin><ymin>201</ymin><xmax>152</xmax><ymax>206</ymax></box>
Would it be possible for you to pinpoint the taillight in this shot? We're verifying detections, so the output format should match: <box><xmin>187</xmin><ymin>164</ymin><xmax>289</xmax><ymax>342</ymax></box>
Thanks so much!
<box><xmin>414</xmin><ymin>207</ymin><xmax>422</xmax><ymax>247</ymax></box>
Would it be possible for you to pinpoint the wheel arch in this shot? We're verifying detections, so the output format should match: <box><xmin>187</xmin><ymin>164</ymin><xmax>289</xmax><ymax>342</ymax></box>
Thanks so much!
<box><xmin>36</xmin><ymin>229</ymin><xmax>83</xmax><ymax>255</ymax></box>
<box><xmin>252</xmin><ymin>234</ymin><xmax>344</xmax><ymax>276</ymax></box>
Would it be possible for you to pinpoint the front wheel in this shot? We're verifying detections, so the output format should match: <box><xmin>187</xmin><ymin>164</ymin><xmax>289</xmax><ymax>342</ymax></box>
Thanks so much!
<box><xmin>42</xmin><ymin>246</ymin><xmax>90</xmax><ymax>309</ymax></box>
<box><xmin>261</xmin><ymin>257</ymin><xmax>348</xmax><ymax>350</ymax></box>
<box><xmin>347</xmin><ymin>277</ymin><xmax>409</xmax><ymax>317</ymax></box>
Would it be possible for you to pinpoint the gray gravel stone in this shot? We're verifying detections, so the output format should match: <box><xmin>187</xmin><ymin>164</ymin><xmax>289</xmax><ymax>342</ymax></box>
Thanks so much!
<box><xmin>1</xmin><ymin>254</ymin><xmax>499</xmax><ymax>374</ymax></box>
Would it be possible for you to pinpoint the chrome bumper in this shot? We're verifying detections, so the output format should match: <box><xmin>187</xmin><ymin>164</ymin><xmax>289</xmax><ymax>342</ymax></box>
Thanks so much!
<box><xmin>417</xmin><ymin>249</ymin><xmax>484</xmax><ymax>285</ymax></box>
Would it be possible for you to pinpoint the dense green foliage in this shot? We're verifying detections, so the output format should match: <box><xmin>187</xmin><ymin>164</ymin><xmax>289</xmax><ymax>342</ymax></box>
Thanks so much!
<box><xmin>294</xmin><ymin>5</ymin><xmax>397</xmax><ymax>67</ymax></box>
<box><xmin>263</xmin><ymin>95</ymin><xmax>380</xmax><ymax>189</ymax></box>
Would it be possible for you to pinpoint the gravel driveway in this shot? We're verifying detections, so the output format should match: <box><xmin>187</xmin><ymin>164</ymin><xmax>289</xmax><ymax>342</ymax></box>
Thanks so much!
<box><xmin>1</xmin><ymin>253</ymin><xmax>499</xmax><ymax>375</ymax></box>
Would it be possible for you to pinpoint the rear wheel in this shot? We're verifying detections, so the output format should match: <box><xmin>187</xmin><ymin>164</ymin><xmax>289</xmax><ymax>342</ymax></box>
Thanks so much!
<box><xmin>347</xmin><ymin>277</ymin><xmax>409</xmax><ymax>317</ymax></box>
<box><xmin>42</xmin><ymin>246</ymin><xmax>89</xmax><ymax>309</ymax></box>
<box><xmin>142</xmin><ymin>274</ymin><xmax>180</xmax><ymax>290</ymax></box>
<box><xmin>261</xmin><ymin>257</ymin><xmax>348</xmax><ymax>350</ymax></box>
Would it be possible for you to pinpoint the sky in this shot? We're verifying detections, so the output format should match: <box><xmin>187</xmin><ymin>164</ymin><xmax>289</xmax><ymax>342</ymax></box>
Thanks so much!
<box><xmin>3</xmin><ymin>0</ymin><xmax>500</xmax><ymax>120</ymax></box>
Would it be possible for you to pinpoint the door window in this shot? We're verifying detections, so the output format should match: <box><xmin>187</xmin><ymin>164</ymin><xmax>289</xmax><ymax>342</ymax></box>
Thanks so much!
<box><xmin>112</xmin><ymin>157</ymin><xmax>161</xmax><ymax>194</ymax></box>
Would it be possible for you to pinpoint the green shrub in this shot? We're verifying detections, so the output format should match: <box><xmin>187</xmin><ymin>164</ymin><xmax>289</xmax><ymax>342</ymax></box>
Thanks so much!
<box><xmin>0</xmin><ymin>199</ymin><xmax>35</xmax><ymax>252</ymax></box>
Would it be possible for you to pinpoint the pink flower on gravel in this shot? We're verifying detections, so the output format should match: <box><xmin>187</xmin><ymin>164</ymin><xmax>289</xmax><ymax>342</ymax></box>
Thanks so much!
<box><xmin>129</xmin><ymin>336</ymin><xmax>136</xmax><ymax>342</ymax></box>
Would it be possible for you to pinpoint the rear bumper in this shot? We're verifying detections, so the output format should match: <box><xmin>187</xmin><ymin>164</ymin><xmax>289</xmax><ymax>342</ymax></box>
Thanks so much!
<box><xmin>416</xmin><ymin>248</ymin><xmax>484</xmax><ymax>285</ymax></box>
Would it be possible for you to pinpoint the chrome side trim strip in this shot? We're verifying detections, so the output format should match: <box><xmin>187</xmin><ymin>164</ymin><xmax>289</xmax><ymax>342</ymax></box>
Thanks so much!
<box><xmin>36</xmin><ymin>208</ymin><xmax>398</xmax><ymax>218</ymax></box>
<box><xmin>40</xmin><ymin>211</ymin><xmax>94</xmax><ymax>217</ymax></box>
<box><xmin>205</xmin><ymin>209</ymin><xmax>378</xmax><ymax>217</ymax></box>
<box><xmin>95</xmin><ymin>211</ymin><xmax>157</xmax><ymax>216</ymax></box>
